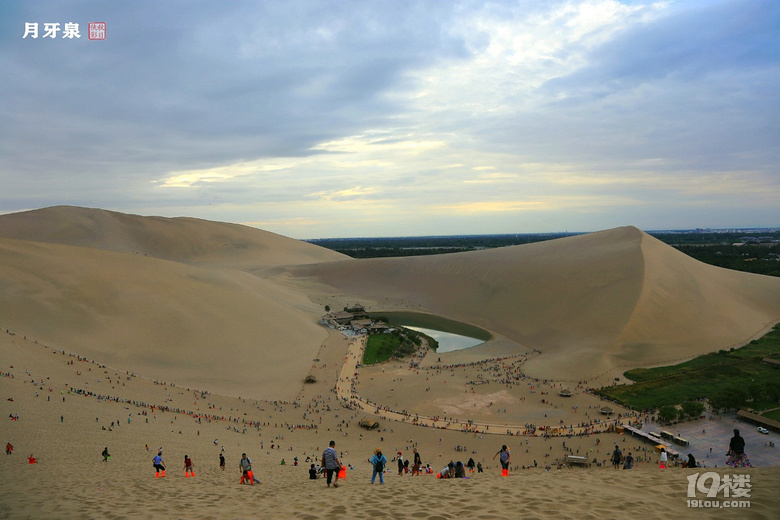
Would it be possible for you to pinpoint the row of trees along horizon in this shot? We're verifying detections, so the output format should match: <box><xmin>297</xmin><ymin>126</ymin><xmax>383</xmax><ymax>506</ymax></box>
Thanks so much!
<box><xmin>308</xmin><ymin>231</ymin><xmax>780</xmax><ymax>277</ymax></box>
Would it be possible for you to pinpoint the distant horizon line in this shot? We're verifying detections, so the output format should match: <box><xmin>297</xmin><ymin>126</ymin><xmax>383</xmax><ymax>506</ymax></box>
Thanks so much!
<box><xmin>305</xmin><ymin>227</ymin><xmax>780</xmax><ymax>242</ymax></box>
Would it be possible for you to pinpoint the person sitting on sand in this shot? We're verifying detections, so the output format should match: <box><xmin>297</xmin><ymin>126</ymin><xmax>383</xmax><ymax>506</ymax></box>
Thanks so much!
<box><xmin>309</xmin><ymin>463</ymin><xmax>318</xmax><ymax>480</ymax></box>
<box><xmin>726</xmin><ymin>429</ymin><xmax>752</xmax><ymax>467</ymax></box>
<box><xmin>729</xmin><ymin>429</ymin><xmax>745</xmax><ymax>456</ymax></box>
<box><xmin>687</xmin><ymin>453</ymin><xmax>696</xmax><ymax>468</ymax></box>
<box><xmin>454</xmin><ymin>461</ymin><xmax>466</xmax><ymax>478</ymax></box>
<box><xmin>370</xmin><ymin>448</ymin><xmax>387</xmax><ymax>484</ymax></box>
<box><xmin>28</xmin><ymin>454</ymin><xmax>37</xmax><ymax>464</ymax></box>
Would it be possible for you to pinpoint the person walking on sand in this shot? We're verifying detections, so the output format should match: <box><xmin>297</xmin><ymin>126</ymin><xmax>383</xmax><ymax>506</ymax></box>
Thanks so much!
<box><xmin>396</xmin><ymin>451</ymin><xmax>404</xmax><ymax>476</ymax></box>
<box><xmin>322</xmin><ymin>440</ymin><xmax>341</xmax><ymax>488</ymax></box>
<box><xmin>153</xmin><ymin>452</ymin><xmax>166</xmax><ymax>478</ymax></box>
<box><xmin>102</xmin><ymin>447</ymin><xmax>110</xmax><ymax>462</ymax></box>
<box><xmin>611</xmin><ymin>445</ymin><xmax>622</xmax><ymax>469</ymax></box>
<box><xmin>370</xmin><ymin>448</ymin><xmax>387</xmax><ymax>484</ymax></box>
<box><xmin>6</xmin><ymin>442</ymin><xmax>13</xmax><ymax>455</ymax></box>
<box><xmin>412</xmin><ymin>448</ymin><xmax>422</xmax><ymax>476</ymax></box>
<box><xmin>493</xmin><ymin>445</ymin><xmax>511</xmax><ymax>476</ymax></box>
<box><xmin>219</xmin><ymin>453</ymin><xmax>225</xmax><ymax>471</ymax></box>
<box><xmin>184</xmin><ymin>454</ymin><xmax>195</xmax><ymax>477</ymax></box>
<box><xmin>239</xmin><ymin>453</ymin><xmax>254</xmax><ymax>485</ymax></box>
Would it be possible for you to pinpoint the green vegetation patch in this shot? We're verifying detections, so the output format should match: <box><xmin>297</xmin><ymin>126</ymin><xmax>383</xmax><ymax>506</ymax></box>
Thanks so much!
<box><xmin>363</xmin><ymin>334</ymin><xmax>401</xmax><ymax>365</ymax></box>
<box><xmin>596</xmin><ymin>327</ymin><xmax>780</xmax><ymax>410</ymax></box>
<box><xmin>363</xmin><ymin>329</ymin><xmax>421</xmax><ymax>365</ymax></box>
<box><xmin>762</xmin><ymin>409</ymin><xmax>780</xmax><ymax>422</ymax></box>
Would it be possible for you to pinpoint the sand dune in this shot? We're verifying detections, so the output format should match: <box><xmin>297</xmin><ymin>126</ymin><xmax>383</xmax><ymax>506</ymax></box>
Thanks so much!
<box><xmin>0</xmin><ymin>206</ymin><xmax>348</xmax><ymax>269</ymax></box>
<box><xmin>1</xmin><ymin>207</ymin><xmax>779</xmax><ymax>390</ymax></box>
<box><xmin>283</xmin><ymin>227</ymin><xmax>780</xmax><ymax>380</ymax></box>
<box><xmin>0</xmin><ymin>236</ymin><xmax>326</xmax><ymax>399</ymax></box>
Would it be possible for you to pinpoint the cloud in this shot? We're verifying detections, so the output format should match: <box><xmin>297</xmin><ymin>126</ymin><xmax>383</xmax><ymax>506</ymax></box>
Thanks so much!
<box><xmin>1</xmin><ymin>0</ymin><xmax>778</xmax><ymax>236</ymax></box>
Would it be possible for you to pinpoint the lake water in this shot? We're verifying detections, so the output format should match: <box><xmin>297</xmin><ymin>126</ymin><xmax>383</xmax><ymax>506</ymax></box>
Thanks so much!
<box><xmin>368</xmin><ymin>311</ymin><xmax>491</xmax><ymax>353</ymax></box>
<box><xmin>405</xmin><ymin>326</ymin><xmax>485</xmax><ymax>353</ymax></box>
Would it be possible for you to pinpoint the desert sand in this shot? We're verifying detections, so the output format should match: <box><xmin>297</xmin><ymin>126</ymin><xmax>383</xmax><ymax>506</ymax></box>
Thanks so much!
<box><xmin>1</xmin><ymin>206</ymin><xmax>779</xmax><ymax>519</ymax></box>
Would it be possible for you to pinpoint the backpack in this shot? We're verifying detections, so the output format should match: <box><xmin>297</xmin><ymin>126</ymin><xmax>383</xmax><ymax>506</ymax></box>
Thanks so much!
<box><xmin>375</xmin><ymin>456</ymin><xmax>384</xmax><ymax>471</ymax></box>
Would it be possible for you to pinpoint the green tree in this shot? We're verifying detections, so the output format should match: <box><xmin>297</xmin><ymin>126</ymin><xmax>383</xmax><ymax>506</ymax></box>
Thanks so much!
<box><xmin>658</xmin><ymin>405</ymin><xmax>678</xmax><ymax>424</ymax></box>
<box><xmin>681</xmin><ymin>401</ymin><xmax>705</xmax><ymax>419</ymax></box>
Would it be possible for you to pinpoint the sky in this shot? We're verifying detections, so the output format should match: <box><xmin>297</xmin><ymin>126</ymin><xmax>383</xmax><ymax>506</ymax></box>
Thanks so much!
<box><xmin>1</xmin><ymin>0</ymin><xmax>778</xmax><ymax>239</ymax></box>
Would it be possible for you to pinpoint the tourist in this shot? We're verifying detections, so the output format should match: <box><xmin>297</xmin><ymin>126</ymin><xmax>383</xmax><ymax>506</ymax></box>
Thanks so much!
<box><xmin>687</xmin><ymin>453</ymin><xmax>696</xmax><ymax>468</ymax></box>
<box><xmin>726</xmin><ymin>429</ymin><xmax>752</xmax><ymax>467</ymax></box>
<box><xmin>239</xmin><ymin>453</ymin><xmax>254</xmax><ymax>485</ymax></box>
<box><xmin>370</xmin><ymin>448</ymin><xmax>387</xmax><ymax>484</ymax></box>
<box><xmin>322</xmin><ymin>440</ymin><xmax>341</xmax><ymax>488</ymax></box>
<box><xmin>659</xmin><ymin>448</ymin><xmax>667</xmax><ymax>469</ymax></box>
<box><xmin>153</xmin><ymin>452</ymin><xmax>166</xmax><ymax>478</ymax></box>
<box><xmin>412</xmin><ymin>447</ymin><xmax>422</xmax><ymax>475</ymax></box>
<box><xmin>493</xmin><ymin>445</ymin><xmax>511</xmax><ymax>476</ymax></box>
<box><xmin>611</xmin><ymin>445</ymin><xmax>622</xmax><ymax>469</ymax></box>
<box><xmin>623</xmin><ymin>452</ymin><xmax>633</xmax><ymax>469</ymax></box>
<box><xmin>184</xmin><ymin>454</ymin><xmax>195</xmax><ymax>477</ymax></box>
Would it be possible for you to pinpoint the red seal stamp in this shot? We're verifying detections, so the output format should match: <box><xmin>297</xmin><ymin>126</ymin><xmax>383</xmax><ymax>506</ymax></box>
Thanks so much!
<box><xmin>88</xmin><ymin>22</ymin><xmax>106</xmax><ymax>40</ymax></box>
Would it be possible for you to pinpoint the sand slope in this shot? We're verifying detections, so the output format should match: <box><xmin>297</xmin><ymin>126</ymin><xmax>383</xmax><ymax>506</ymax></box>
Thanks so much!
<box><xmin>0</xmin><ymin>236</ymin><xmax>326</xmax><ymax>399</ymax></box>
<box><xmin>2</xmin><ymin>326</ymin><xmax>778</xmax><ymax>520</ymax></box>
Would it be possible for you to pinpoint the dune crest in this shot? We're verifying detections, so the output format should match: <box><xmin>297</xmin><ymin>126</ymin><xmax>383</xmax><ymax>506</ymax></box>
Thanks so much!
<box><xmin>0</xmin><ymin>205</ymin><xmax>347</xmax><ymax>269</ymax></box>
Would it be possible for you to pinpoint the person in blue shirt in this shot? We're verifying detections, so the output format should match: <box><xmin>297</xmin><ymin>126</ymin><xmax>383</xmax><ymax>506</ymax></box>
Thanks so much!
<box><xmin>153</xmin><ymin>452</ymin><xmax>166</xmax><ymax>478</ymax></box>
<box><xmin>370</xmin><ymin>448</ymin><xmax>387</xmax><ymax>484</ymax></box>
